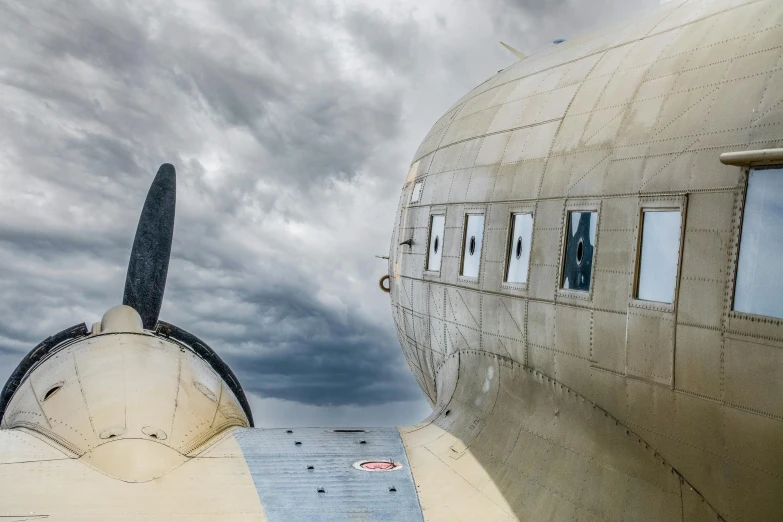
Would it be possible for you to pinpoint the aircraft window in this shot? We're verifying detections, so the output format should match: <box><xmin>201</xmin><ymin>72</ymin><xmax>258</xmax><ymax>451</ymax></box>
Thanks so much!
<box><xmin>734</xmin><ymin>167</ymin><xmax>783</xmax><ymax>319</ymax></box>
<box><xmin>427</xmin><ymin>215</ymin><xmax>446</xmax><ymax>271</ymax></box>
<box><xmin>506</xmin><ymin>213</ymin><xmax>533</xmax><ymax>284</ymax></box>
<box><xmin>410</xmin><ymin>181</ymin><xmax>423</xmax><ymax>203</ymax></box>
<box><xmin>461</xmin><ymin>214</ymin><xmax>485</xmax><ymax>278</ymax></box>
<box><xmin>636</xmin><ymin>210</ymin><xmax>681</xmax><ymax>303</ymax></box>
<box><xmin>562</xmin><ymin>211</ymin><xmax>597</xmax><ymax>291</ymax></box>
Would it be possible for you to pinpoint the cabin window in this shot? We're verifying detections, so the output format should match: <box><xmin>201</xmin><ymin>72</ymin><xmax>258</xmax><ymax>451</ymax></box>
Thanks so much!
<box><xmin>734</xmin><ymin>167</ymin><xmax>783</xmax><ymax>319</ymax></box>
<box><xmin>636</xmin><ymin>210</ymin><xmax>682</xmax><ymax>303</ymax></box>
<box><xmin>506</xmin><ymin>213</ymin><xmax>533</xmax><ymax>284</ymax></box>
<box><xmin>410</xmin><ymin>181</ymin><xmax>423</xmax><ymax>203</ymax></box>
<box><xmin>561</xmin><ymin>211</ymin><xmax>597</xmax><ymax>291</ymax></box>
<box><xmin>426</xmin><ymin>215</ymin><xmax>446</xmax><ymax>272</ymax></box>
<box><xmin>461</xmin><ymin>214</ymin><xmax>485</xmax><ymax>278</ymax></box>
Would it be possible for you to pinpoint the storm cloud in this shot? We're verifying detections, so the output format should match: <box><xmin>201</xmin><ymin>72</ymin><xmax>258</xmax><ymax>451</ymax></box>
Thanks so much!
<box><xmin>0</xmin><ymin>0</ymin><xmax>655</xmax><ymax>426</ymax></box>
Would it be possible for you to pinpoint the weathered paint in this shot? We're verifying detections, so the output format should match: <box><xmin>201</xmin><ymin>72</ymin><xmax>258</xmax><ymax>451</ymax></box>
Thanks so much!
<box><xmin>0</xmin><ymin>0</ymin><xmax>781</xmax><ymax>520</ymax></box>
<box><xmin>390</xmin><ymin>0</ymin><xmax>783</xmax><ymax>520</ymax></box>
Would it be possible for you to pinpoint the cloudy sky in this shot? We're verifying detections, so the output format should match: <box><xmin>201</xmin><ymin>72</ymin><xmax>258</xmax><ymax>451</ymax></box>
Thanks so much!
<box><xmin>0</xmin><ymin>0</ymin><xmax>656</xmax><ymax>427</ymax></box>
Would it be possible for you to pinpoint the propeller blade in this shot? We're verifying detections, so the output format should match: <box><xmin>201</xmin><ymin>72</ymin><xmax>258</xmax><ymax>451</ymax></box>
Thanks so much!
<box><xmin>122</xmin><ymin>163</ymin><xmax>176</xmax><ymax>330</ymax></box>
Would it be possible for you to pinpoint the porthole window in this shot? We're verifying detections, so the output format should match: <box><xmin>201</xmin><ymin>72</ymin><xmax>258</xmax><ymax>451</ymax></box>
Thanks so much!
<box><xmin>410</xmin><ymin>181</ymin><xmax>423</xmax><ymax>203</ymax></box>
<box><xmin>636</xmin><ymin>210</ymin><xmax>681</xmax><ymax>303</ymax></box>
<box><xmin>734</xmin><ymin>167</ymin><xmax>783</xmax><ymax>319</ymax></box>
<box><xmin>506</xmin><ymin>213</ymin><xmax>533</xmax><ymax>284</ymax></box>
<box><xmin>561</xmin><ymin>211</ymin><xmax>597</xmax><ymax>291</ymax></box>
<box><xmin>461</xmin><ymin>214</ymin><xmax>485</xmax><ymax>278</ymax></box>
<box><xmin>427</xmin><ymin>215</ymin><xmax>446</xmax><ymax>272</ymax></box>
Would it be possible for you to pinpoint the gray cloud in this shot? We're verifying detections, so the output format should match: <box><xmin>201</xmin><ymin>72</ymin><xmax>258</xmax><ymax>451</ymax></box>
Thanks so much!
<box><xmin>344</xmin><ymin>8</ymin><xmax>420</xmax><ymax>73</ymax></box>
<box><xmin>0</xmin><ymin>0</ymin><xmax>658</xmax><ymax>425</ymax></box>
<box><xmin>0</xmin><ymin>0</ymin><xmax>421</xmax><ymax>414</ymax></box>
<box><xmin>489</xmin><ymin>0</ymin><xmax>659</xmax><ymax>52</ymax></box>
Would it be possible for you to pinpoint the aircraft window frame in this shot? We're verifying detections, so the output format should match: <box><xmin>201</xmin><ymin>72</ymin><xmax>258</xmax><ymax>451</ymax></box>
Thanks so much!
<box><xmin>557</xmin><ymin>200</ymin><xmax>601</xmax><ymax>301</ymax></box>
<box><xmin>502</xmin><ymin>209</ymin><xmax>535</xmax><ymax>292</ymax></box>
<box><xmin>458</xmin><ymin>211</ymin><xmax>486</xmax><ymax>283</ymax></box>
<box><xmin>731</xmin><ymin>166</ymin><xmax>783</xmax><ymax>321</ymax></box>
<box><xmin>423</xmin><ymin>207</ymin><xmax>447</xmax><ymax>278</ymax></box>
<box><xmin>629</xmin><ymin>196</ymin><xmax>687</xmax><ymax>314</ymax></box>
<box><xmin>410</xmin><ymin>181</ymin><xmax>424</xmax><ymax>204</ymax></box>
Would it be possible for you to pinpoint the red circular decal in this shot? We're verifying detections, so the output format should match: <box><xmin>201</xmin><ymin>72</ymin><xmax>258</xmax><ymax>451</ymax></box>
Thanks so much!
<box><xmin>353</xmin><ymin>459</ymin><xmax>402</xmax><ymax>472</ymax></box>
<box><xmin>361</xmin><ymin>461</ymin><xmax>396</xmax><ymax>470</ymax></box>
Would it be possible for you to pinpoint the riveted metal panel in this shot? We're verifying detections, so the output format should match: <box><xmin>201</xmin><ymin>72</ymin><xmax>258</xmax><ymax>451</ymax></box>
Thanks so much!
<box><xmin>506</xmin><ymin>159</ymin><xmax>548</xmax><ymax>201</ymax></box>
<box><xmin>723</xmin><ymin>406</ymin><xmax>783</xmax><ymax>485</ymax></box>
<box><xmin>465</xmin><ymin>165</ymin><xmax>499</xmax><ymax>203</ymax></box>
<box><xmin>446</xmin><ymin>169</ymin><xmax>473</xmax><ymax>204</ymax></box>
<box><xmin>418</xmin><ymin>171</ymin><xmax>449</xmax><ymax>206</ymax></box>
<box><xmin>391</xmin><ymin>1</ymin><xmax>783</xmax><ymax>520</ymax></box>
<box><xmin>456</xmin><ymin>137</ymin><xmax>485</xmax><ymax>171</ymax></box>
<box><xmin>625</xmin><ymin>308</ymin><xmax>675</xmax><ymax>387</ymax></box>
<box><xmin>481</xmin><ymin>294</ymin><xmax>526</xmax><ymax>361</ymax></box>
<box><xmin>592</xmin><ymin>198</ymin><xmax>636</xmax><ymax>312</ymax></box>
<box><xmin>724</xmin><ymin>336</ymin><xmax>783</xmax><ymax>419</ymax></box>
<box><xmin>528</xmin><ymin>199</ymin><xmax>564</xmax><ymax>301</ymax></box>
<box><xmin>413</xmin><ymin>126</ymin><xmax>447</xmax><ymax>161</ymax></box>
<box><xmin>443</xmin><ymin>286</ymin><xmax>481</xmax><ymax>353</ymax></box>
<box><xmin>487</xmin><ymin>98</ymin><xmax>530</xmax><ymax>135</ymax></box>
<box><xmin>503</xmin><ymin>121</ymin><xmax>560</xmax><ymax>165</ymax></box>
<box><xmin>674</xmin><ymin>325</ymin><xmax>722</xmax><ymax>399</ymax></box>
<box><xmin>457</xmin><ymin>88</ymin><xmax>499</xmax><ymax>120</ymax></box>
<box><xmin>591</xmin><ymin>310</ymin><xmax>627</xmax><ymax>374</ymax></box>
<box><xmin>678</xmin><ymin>191</ymin><xmax>734</xmax><ymax>329</ymax></box>
<box><xmin>475</xmin><ymin>134</ymin><xmax>511</xmax><ymax>166</ymax></box>
<box><xmin>428</xmin><ymin>142</ymin><xmax>465</xmax><ymax>176</ymax></box>
<box><xmin>554</xmin><ymin>305</ymin><xmax>593</xmax><ymax>361</ymax></box>
<box><xmin>527</xmin><ymin>300</ymin><xmax>555</xmax><ymax>352</ymax></box>
<box><xmin>236</xmin><ymin>428</ymin><xmax>423</xmax><ymax>521</ymax></box>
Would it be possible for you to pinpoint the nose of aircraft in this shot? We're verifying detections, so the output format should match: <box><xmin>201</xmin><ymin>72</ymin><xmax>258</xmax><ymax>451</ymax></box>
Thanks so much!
<box><xmin>0</xmin><ymin>307</ymin><xmax>251</xmax><ymax>482</ymax></box>
<box><xmin>0</xmin><ymin>165</ymin><xmax>254</xmax><ymax>482</ymax></box>
<box><xmin>98</xmin><ymin>305</ymin><xmax>144</xmax><ymax>334</ymax></box>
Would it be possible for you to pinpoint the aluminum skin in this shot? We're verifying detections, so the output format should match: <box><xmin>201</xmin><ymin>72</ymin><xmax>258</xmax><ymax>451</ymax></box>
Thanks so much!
<box><xmin>389</xmin><ymin>0</ymin><xmax>783</xmax><ymax>520</ymax></box>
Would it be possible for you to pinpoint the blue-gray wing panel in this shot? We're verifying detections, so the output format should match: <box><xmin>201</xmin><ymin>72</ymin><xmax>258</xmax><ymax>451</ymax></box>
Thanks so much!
<box><xmin>235</xmin><ymin>427</ymin><xmax>424</xmax><ymax>521</ymax></box>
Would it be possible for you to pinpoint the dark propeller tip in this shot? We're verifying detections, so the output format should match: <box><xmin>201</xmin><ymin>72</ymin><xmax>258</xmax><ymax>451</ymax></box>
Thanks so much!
<box><xmin>122</xmin><ymin>163</ymin><xmax>177</xmax><ymax>330</ymax></box>
<box><xmin>158</xmin><ymin>163</ymin><xmax>175</xmax><ymax>176</ymax></box>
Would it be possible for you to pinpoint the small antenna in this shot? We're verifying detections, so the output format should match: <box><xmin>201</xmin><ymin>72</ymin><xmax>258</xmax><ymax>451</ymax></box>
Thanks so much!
<box><xmin>500</xmin><ymin>42</ymin><xmax>527</xmax><ymax>60</ymax></box>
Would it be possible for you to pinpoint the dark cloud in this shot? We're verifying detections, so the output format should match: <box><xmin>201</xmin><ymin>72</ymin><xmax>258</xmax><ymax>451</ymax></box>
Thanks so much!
<box><xmin>0</xmin><ymin>0</ymin><xmax>421</xmax><ymax>413</ymax></box>
<box><xmin>0</xmin><ymin>0</ymin><xmax>659</xmax><ymax>422</ymax></box>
